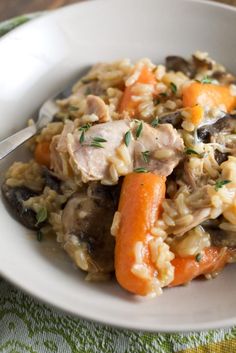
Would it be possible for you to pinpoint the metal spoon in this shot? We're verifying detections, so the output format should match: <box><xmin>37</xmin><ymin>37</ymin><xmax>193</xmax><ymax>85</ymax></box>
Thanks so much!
<box><xmin>0</xmin><ymin>73</ymin><xmax>82</xmax><ymax>161</ymax></box>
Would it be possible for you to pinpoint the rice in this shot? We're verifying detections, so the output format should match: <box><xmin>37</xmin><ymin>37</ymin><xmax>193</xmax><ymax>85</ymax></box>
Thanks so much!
<box><xmin>110</xmin><ymin>211</ymin><xmax>121</xmax><ymax>237</ymax></box>
<box><xmin>170</xmin><ymin>226</ymin><xmax>211</xmax><ymax>257</ymax></box>
<box><xmin>5</xmin><ymin>160</ymin><xmax>44</xmax><ymax>191</ymax></box>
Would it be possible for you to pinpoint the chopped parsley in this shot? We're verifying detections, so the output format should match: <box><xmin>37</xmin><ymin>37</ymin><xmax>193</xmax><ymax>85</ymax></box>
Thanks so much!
<box><xmin>124</xmin><ymin>130</ymin><xmax>132</xmax><ymax>147</ymax></box>
<box><xmin>170</xmin><ymin>82</ymin><xmax>177</xmax><ymax>94</ymax></box>
<box><xmin>36</xmin><ymin>207</ymin><xmax>48</xmax><ymax>226</ymax></box>
<box><xmin>195</xmin><ymin>253</ymin><xmax>202</xmax><ymax>262</ymax></box>
<box><xmin>185</xmin><ymin>148</ymin><xmax>201</xmax><ymax>156</ymax></box>
<box><xmin>90</xmin><ymin>136</ymin><xmax>107</xmax><ymax>148</ymax></box>
<box><xmin>136</xmin><ymin>121</ymin><xmax>143</xmax><ymax>139</ymax></box>
<box><xmin>215</xmin><ymin>179</ymin><xmax>231</xmax><ymax>191</ymax></box>
<box><xmin>134</xmin><ymin>167</ymin><xmax>148</xmax><ymax>173</ymax></box>
<box><xmin>151</xmin><ymin>118</ymin><xmax>159</xmax><ymax>128</ymax></box>
<box><xmin>142</xmin><ymin>150</ymin><xmax>150</xmax><ymax>163</ymax></box>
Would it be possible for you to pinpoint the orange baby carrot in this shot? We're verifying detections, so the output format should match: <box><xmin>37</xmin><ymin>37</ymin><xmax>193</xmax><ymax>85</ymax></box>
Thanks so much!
<box><xmin>115</xmin><ymin>172</ymin><xmax>166</xmax><ymax>296</ymax></box>
<box><xmin>170</xmin><ymin>247</ymin><xmax>230</xmax><ymax>287</ymax></box>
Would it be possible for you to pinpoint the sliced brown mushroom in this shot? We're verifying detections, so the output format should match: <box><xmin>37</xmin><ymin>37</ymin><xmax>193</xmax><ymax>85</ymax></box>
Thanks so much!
<box><xmin>61</xmin><ymin>182</ymin><xmax>121</xmax><ymax>274</ymax></box>
<box><xmin>165</xmin><ymin>56</ymin><xmax>195</xmax><ymax>77</ymax></box>
<box><xmin>201</xmin><ymin>219</ymin><xmax>236</xmax><ymax>248</ymax></box>
<box><xmin>1</xmin><ymin>183</ymin><xmax>39</xmax><ymax>230</ymax></box>
<box><xmin>197</xmin><ymin>113</ymin><xmax>236</xmax><ymax>143</ymax></box>
<box><xmin>214</xmin><ymin>150</ymin><xmax>229</xmax><ymax>165</ymax></box>
<box><xmin>85</xmin><ymin>94</ymin><xmax>110</xmax><ymax>122</ymax></box>
<box><xmin>192</xmin><ymin>54</ymin><xmax>213</xmax><ymax>72</ymax></box>
<box><xmin>42</xmin><ymin>167</ymin><xmax>61</xmax><ymax>193</ymax></box>
<box><xmin>212</xmin><ymin>71</ymin><xmax>236</xmax><ymax>85</ymax></box>
<box><xmin>159</xmin><ymin>111</ymin><xmax>183</xmax><ymax>128</ymax></box>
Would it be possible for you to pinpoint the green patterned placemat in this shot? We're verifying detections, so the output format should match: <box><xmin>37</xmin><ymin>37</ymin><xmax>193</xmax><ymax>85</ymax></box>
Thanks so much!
<box><xmin>0</xmin><ymin>11</ymin><xmax>235</xmax><ymax>353</ymax></box>
<box><xmin>0</xmin><ymin>279</ymin><xmax>235</xmax><ymax>353</ymax></box>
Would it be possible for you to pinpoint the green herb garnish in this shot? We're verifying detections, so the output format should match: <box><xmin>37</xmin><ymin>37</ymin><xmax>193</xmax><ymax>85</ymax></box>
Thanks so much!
<box><xmin>79</xmin><ymin>123</ymin><xmax>91</xmax><ymax>144</ymax></box>
<box><xmin>142</xmin><ymin>151</ymin><xmax>150</xmax><ymax>163</ymax></box>
<box><xmin>195</xmin><ymin>253</ymin><xmax>202</xmax><ymax>262</ymax></box>
<box><xmin>90</xmin><ymin>136</ymin><xmax>107</xmax><ymax>149</ymax></box>
<box><xmin>79</xmin><ymin>123</ymin><xmax>91</xmax><ymax>132</ymax></box>
<box><xmin>36</xmin><ymin>207</ymin><xmax>48</xmax><ymax>226</ymax></box>
<box><xmin>170</xmin><ymin>82</ymin><xmax>177</xmax><ymax>94</ymax></box>
<box><xmin>37</xmin><ymin>230</ymin><xmax>43</xmax><ymax>242</ymax></box>
<box><xmin>92</xmin><ymin>137</ymin><xmax>107</xmax><ymax>143</ymax></box>
<box><xmin>134</xmin><ymin>167</ymin><xmax>148</xmax><ymax>173</ymax></box>
<box><xmin>90</xmin><ymin>141</ymin><xmax>104</xmax><ymax>148</ymax></box>
<box><xmin>160</xmin><ymin>92</ymin><xmax>167</xmax><ymax>97</ymax></box>
<box><xmin>185</xmin><ymin>148</ymin><xmax>201</xmax><ymax>156</ymax></box>
<box><xmin>197</xmin><ymin>76</ymin><xmax>214</xmax><ymax>84</ymax></box>
<box><xmin>124</xmin><ymin>130</ymin><xmax>132</xmax><ymax>147</ymax></box>
<box><xmin>215</xmin><ymin>179</ymin><xmax>231</xmax><ymax>191</ymax></box>
<box><xmin>79</xmin><ymin>131</ymin><xmax>85</xmax><ymax>144</ymax></box>
<box><xmin>151</xmin><ymin>118</ymin><xmax>159</xmax><ymax>128</ymax></box>
<box><xmin>136</xmin><ymin>122</ymin><xmax>143</xmax><ymax>139</ymax></box>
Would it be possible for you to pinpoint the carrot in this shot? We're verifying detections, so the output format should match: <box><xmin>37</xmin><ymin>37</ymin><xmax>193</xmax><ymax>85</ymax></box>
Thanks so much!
<box><xmin>119</xmin><ymin>66</ymin><xmax>157</xmax><ymax>115</ymax></box>
<box><xmin>115</xmin><ymin>172</ymin><xmax>166</xmax><ymax>296</ymax></box>
<box><xmin>34</xmin><ymin>141</ymin><xmax>51</xmax><ymax>168</ymax></box>
<box><xmin>170</xmin><ymin>247</ymin><xmax>230</xmax><ymax>287</ymax></box>
<box><xmin>187</xmin><ymin>105</ymin><xmax>204</xmax><ymax>126</ymax></box>
<box><xmin>182</xmin><ymin>82</ymin><xmax>236</xmax><ymax>112</ymax></box>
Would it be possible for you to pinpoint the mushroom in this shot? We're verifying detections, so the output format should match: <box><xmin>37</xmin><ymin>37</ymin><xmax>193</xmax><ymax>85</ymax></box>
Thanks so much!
<box><xmin>1</xmin><ymin>184</ymin><xmax>39</xmax><ymax>230</ymax></box>
<box><xmin>192</xmin><ymin>54</ymin><xmax>213</xmax><ymax>72</ymax></box>
<box><xmin>159</xmin><ymin>111</ymin><xmax>183</xmax><ymax>128</ymax></box>
<box><xmin>201</xmin><ymin>219</ymin><xmax>236</xmax><ymax>248</ymax></box>
<box><xmin>214</xmin><ymin>150</ymin><xmax>229</xmax><ymax>165</ymax></box>
<box><xmin>212</xmin><ymin>71</ymin><xmax>236</xmax><ymax>85</ymax></box>
<box><xmin>165</xmin><ymin>56</ymin><xmax>195</xmax><ymax>77</ymax></box>
<box><xmin>197</xmin><ymin>113</ymin><xmax>236</xmax><ymax>143</ymax></box>
<box><xmin>61</xmin><ymin>182</ymin><xmax>121</xmax><ymax>273</ymax></box>
<box><xmin>42</xmin><ymin>167</ymin><xmax>61</xmax><ymax>193</ymax></box>
<box><xmin>85</xmin><ymin>94</ymin><xmax>110</xmax><ymax>122</ymax></box>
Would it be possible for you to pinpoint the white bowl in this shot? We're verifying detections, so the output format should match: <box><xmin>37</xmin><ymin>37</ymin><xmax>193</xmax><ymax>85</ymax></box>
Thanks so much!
<box><xmin>0</xmin><ymin>0</ymin><xmax>235</xmax><ymax>332</ymax></box>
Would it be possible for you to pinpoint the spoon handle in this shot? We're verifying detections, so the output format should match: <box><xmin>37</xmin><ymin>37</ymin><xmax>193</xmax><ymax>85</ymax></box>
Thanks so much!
<box><xmin>0</xmin><ymin>125</ymin><xmax>37</xmax><ymax>160</ymax></box>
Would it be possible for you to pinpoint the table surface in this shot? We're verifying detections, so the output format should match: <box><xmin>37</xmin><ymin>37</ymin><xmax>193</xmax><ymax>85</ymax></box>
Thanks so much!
<box><xmin>0</xmin><ymin>0</ymin><xmax>235</xmax><ymax>22</ymax></box>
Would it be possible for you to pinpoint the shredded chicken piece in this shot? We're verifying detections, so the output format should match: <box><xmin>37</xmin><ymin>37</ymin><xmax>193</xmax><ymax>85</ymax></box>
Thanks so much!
<box><xmin>50</xmin><ymin>119</ymin><xmax>184</xmax><ymax>183</ymax></box>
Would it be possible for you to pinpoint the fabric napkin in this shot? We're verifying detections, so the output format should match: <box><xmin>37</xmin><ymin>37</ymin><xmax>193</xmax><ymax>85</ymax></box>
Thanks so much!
<box><xmin>0</xmin><ymin>11</ymin><xmax>235</xmax><ymax>353</ymax></box>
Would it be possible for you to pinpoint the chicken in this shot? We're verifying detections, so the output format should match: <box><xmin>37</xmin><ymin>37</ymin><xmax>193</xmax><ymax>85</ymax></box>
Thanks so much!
<box><xmin>54</xmin><ymin>119</ymin><xmax>184</xmax><ymax>183</ymax></box>
<box><xmin>50</xmin><ymin>120</ymin><xmax>75</xmax><ymax>180</ymax></box>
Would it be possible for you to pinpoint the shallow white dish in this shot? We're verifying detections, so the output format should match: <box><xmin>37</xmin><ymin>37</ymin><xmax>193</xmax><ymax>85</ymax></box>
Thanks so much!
<box><xmin>0</xmin><ymin>0</ymin><xmax>235</xmax><ymax>332</ymax></box>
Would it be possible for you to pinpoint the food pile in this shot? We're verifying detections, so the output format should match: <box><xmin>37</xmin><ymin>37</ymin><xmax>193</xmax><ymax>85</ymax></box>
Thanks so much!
<box><xmin>3</xmin><ymin>51</ymin><xmax>236</xmax><ymax>297</ymax></box>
